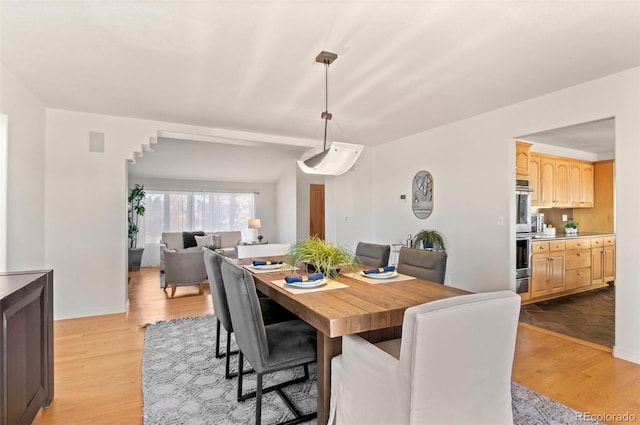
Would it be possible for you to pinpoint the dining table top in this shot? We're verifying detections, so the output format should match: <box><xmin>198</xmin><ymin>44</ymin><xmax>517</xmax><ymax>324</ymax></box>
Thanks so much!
<box><xmin>232</xmin><ymin>258</ymin><xmax>470</xmax><ymax>338</ymax></box>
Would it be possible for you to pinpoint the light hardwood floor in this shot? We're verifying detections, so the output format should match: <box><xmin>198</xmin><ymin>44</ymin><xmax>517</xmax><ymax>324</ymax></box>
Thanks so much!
<box><xmin>33</xmin><ymin>267</ymin><xmax>639</xmax><ymax>425</ymax></box>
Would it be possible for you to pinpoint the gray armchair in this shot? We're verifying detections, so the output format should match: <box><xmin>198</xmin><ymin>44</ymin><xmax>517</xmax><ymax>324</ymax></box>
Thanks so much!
<box><xmin>355</xmin><ymin>242</ymin><xmax>391</xmax><ymax>268</ymax></box>
<box><xmin>397</xmin><ymin>246</ymin><xmax>447</xmax><ymax>284</ymax></box>
<box><xmin>162</xmin><ymin>248</ymin><xmax>207</xmax><ymax>297</ymax></box>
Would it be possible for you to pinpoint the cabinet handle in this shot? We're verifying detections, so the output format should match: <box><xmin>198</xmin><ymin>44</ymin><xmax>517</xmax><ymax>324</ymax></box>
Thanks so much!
<box><xmin>539</xmin><ymin>246</ymin><xmax>545</xmax><ymax>250</ymax></box>
<box><xmin>548</xmin><ymin>256</ymin><xmax>554</xmax><ymax>261</ymax></box>
<box><xmin>577</xmin><ymin>252</ymin><xmax>581</xmax><ymax>257</ymax></box>
<box><xmin>577</xmin><ymin>272</ymin><xmax>582</xmax><ymax>276</ymax></box>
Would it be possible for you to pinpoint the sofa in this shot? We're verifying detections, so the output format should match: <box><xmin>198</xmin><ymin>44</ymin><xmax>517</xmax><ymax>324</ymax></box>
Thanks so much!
<box><xmin>159</xmin><ymin>231</ymin><xmax>242</xmax><ymax>271</ymax></box>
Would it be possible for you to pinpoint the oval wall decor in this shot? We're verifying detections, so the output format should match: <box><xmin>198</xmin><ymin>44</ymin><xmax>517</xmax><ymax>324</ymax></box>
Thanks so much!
<box><xmin>412</xmin><ymin>170</ymin><xmax>433</xmax><ymax>219</ymax></box>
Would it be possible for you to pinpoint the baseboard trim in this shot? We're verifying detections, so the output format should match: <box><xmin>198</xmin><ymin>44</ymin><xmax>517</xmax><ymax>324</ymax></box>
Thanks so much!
<box><xmin>518</xmin><ymin>323</ymin><xmax>613</xmax><ymax>353</ymax></box>
<box><xmin>612</xmin><ymin>346</ymin><xmax>640</xmax><ymax>365</ymax></box>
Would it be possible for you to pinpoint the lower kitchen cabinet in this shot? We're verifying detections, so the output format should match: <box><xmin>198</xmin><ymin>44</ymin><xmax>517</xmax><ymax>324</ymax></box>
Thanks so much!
<box><xmin>530</xmin><ymin>243</ymin><xmax>565</xmax><ymax>298</ymax></box>
<box><xmin>527</xmin><ymin>235</ymin><xmax>614</xmax><ymax>303</ymax></box>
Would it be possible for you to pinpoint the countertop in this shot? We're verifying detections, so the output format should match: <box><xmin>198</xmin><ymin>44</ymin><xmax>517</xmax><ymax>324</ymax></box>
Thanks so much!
<box><xmin>524</xmin><ymin>232</ymin><xmax>615</xmax><ymax>241</ymax></box>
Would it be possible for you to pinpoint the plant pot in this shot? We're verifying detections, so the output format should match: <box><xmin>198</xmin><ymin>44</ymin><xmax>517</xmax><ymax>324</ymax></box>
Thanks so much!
<box><xmin>306</xmin><ymin>262</ymin><xmax>340</xmax><ymax>277</ymax></box>
<box><xmin>128</xmin><ymin>247</ymin><xmax>145</xmax><ymax>272</ymax></box>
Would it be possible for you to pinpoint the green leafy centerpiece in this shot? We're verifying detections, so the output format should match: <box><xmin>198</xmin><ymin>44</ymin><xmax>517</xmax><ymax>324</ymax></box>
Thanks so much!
<box><xmin>285</xmin><ymin>236</ymin><xmax>357</xmax><ymax>279</ymax></box>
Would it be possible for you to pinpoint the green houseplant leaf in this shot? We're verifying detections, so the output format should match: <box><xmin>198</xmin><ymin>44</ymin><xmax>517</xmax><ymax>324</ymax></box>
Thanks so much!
<box><xmin>285</xmin><ymin>236</ymin><xmax>357</xmax><ymax>279</ymax></box>
<box><xmin>411</xmin><ymin>229</ymin><xmax>446</xmax><ymax>251</ymax></box>
<box><xmin>128</xmin><ymin>184</ymin><xmax>146</xmax><ymax>249</ymax></box>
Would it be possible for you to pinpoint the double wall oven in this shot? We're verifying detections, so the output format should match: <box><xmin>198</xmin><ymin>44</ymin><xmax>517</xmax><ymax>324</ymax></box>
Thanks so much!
<box><xmin>515</xmin><ymin>179</ymin><xmax>533</xmax><ymax>294</ymax></box>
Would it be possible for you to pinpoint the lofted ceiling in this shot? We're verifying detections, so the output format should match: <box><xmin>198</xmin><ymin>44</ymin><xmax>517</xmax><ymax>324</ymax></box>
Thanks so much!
<box><xmin>2</xmin><ymin>1</ymin><xmax>639</xmax><ymax>149</ymax></box>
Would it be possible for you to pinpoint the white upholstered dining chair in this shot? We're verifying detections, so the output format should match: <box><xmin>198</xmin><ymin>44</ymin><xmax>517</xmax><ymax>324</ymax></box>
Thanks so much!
<box><xmin>329</xmin><ymin>290</ymin><xmax>520</xmax><ymax>425</ymax></box>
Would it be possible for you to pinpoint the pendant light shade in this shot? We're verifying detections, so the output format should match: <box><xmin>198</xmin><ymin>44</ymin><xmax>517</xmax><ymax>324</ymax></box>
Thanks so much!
<box><xmin>297</xmin><ymin>51</ymin><xmax>364</xmax><ymax>176</ymax></box>
<box><xmin>297</xmin><ymin>141</ymin><xmax>363</xmax><ymax>175</ymax></box>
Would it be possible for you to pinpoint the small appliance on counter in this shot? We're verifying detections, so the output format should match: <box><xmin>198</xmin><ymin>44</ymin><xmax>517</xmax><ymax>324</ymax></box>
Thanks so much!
<box><xmin>531</xmin><ymin>213</ymin><xmax>545</xmax><ymax>233</ymax></box>
<box><xmin>543</xmin><ymin>225</ymin><xmax>556</xmax><ymax>237</ymax></box>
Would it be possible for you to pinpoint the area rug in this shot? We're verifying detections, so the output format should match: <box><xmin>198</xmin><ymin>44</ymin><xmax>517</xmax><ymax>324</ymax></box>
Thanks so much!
<box><xmin>142</xmin><ymin>315</ymin><xmax>603</xmax><ymax>425</ymax></box>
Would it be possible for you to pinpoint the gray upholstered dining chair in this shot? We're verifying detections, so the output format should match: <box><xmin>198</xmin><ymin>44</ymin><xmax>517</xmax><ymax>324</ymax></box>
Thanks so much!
<box><xmin>203</xmin><ymin>249</ymin><xmax>295</xmax><ymax>379</ymax></box>
<box><xmin>329</xmin><ymin>291</ymin><xmax>521</xmax><ymax>425</ymax></box>
<box><xmin>355</xmin><ymin>242</ymin><xmax>391</xmax><ymax>268</ymax></box>
<box><xmin>221</xmin><ymin>260</ymin><xmax>317</xmax><ymax>425</ymax></box>
<box><xmin>397</xmin><ymin>246</ymin><xmax>447</xmax><ymax>283</ymax></box>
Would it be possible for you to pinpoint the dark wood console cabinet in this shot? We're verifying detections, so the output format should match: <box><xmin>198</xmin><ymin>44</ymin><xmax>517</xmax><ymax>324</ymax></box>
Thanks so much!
<box><xmin>0</xmin><ymin>270</ymin><xmax>53</xmax><ymax>425</ymax></box>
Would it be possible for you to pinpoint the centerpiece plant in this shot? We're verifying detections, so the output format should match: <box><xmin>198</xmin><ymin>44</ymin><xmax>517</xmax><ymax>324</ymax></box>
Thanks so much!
<box><xmin>286</xmin><ymin>236</ymin><xmax>358</xmax><ymax>279</ymax></box>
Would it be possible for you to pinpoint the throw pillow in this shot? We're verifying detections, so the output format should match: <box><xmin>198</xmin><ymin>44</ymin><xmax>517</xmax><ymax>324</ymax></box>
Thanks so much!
<box><xmin>211</xmin><ymin>234</ymin><xmax>222</xmax><ymax>249</ymax></box>
<box><xmin>183</xmin><ymin>231</ymin><xmax>205</xmax><ymax>248</ymax></box>
<box><xmin>195</xmin><ymin>234</ymin><xmax>214</xmax><ymax>248</ymax></box>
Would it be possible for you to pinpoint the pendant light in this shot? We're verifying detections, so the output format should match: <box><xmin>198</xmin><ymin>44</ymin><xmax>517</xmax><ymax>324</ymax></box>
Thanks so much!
<box><xmin>297</xmin><ymin>51</ymin><xmax>364</xmax><ymax>176</ymax></box>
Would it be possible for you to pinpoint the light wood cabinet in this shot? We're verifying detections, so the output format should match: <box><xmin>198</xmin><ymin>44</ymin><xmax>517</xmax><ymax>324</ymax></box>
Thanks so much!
<box><xmin>569</xmin><ymin>160</ymin><xmax>594</xmax><ymax>208</ymax></box>
<box><xmin>533</xmin><ymin>153</ymin><xmax>593</xmax><ymax>209</ymax></box>
<box><xmin>539</xmin><ymin>156</ymin><xmax>570</xmax><ymax>207</ymax></box>
<box><xmin>592</xmin><ymin>236</ymin><xmax>616</xmax><ymax>285</ymax></box>
<box><xmin>529</xmin><ymin>154</ymin><xmax>541</xmax><ymax>206</ymax></box>
<box><xmin>528</xmin><ymin>235</ymin><xmax>614</xmax><ymax>303</ymax></box>
<box><xmin>565</xmin><ymin>238</ymin><xmax>591</xmax><ymax>291</ymax></box>
<box><xmin>530</xmin><ymin>241</ymin><xmax>565</xmax><ymax>298</ymax></box>
<box><xmin>516</xmin><ymin>141</ymin><xmax>532</xmax><ymax>178</ymax></box>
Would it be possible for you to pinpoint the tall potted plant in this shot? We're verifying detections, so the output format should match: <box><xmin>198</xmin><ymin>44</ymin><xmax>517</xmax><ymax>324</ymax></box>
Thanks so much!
<box><xmin>128</xmin><ymin>184</ymin><xmax>146</xmax><ymax>271</ymax></box>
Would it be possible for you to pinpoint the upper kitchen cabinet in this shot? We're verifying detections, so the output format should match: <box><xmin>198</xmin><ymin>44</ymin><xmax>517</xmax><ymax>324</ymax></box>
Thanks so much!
<box><xmin>539</xmin><ymin>155</ymin><xmax>570</xmax><ymax>207</ymax></box>
<box><xmin>569</xmin><ymin>160</ymin><xmax>594</xmax><ymax>208</ymax></box>
<box><xmin>515</xmin><ymin>141</ymin><xmax>532</xmax><ymax>178</ymax></box>
<box><xmin>532</xmin><ymin>153</ymin><xmax>593</xmax><ymax>209</ymax></box>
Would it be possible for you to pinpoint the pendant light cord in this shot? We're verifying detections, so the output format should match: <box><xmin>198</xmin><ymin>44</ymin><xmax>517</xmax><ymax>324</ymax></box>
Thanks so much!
<box><xmin>323</xmin><ymin>61</ymin><xmax>329</xmax><ymax>151</ymax></box>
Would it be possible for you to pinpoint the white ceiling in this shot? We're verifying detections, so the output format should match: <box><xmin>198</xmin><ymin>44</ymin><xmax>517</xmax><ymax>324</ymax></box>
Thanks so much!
<box><xmin>2</xmin><ymin>1</ymin><xmax>639</xmax><ymax>179</ymax></box>
<box><xmin>519</xmin><ymin>118</ymin><xmax>615</xmax><ymax>155</ymax></box>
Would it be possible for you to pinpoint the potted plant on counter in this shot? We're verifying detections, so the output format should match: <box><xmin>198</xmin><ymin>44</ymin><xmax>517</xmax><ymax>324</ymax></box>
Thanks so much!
<box><xmin>563</xmin><ymin>220</ymin><xmax>578</xmax><ymax>236</ymax></box>
<box><xmin>412</xmin><ymin>229</ymin><xmax>446</xmax><ymax>251</ymax></box>
<box><xmin>285</xmin><ymin>236</ymin><xmax>357</xmax><ymax>279</ymax></box>
<box><xmin>128</xmin><ymin>184</ymin><xmax>146</xmax><ymax>271</ymax></box>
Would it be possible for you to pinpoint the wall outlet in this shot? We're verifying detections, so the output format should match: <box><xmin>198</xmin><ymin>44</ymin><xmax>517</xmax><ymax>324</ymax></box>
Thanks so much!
<box><xmin>562</xmin><ymin>214</ymin><xmax>568</xmax><ymax>221</ymax></box>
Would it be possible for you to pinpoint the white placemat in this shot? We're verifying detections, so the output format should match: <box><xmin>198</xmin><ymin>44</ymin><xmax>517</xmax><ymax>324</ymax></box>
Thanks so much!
<box><xmin>343</xmin><ymin>271</ymin><xmax>417</xmax><ymax>284</ymax></box>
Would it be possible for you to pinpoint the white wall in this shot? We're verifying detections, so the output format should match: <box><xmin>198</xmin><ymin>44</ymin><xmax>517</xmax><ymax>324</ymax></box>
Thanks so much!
<box><xmin>325</xmin><ymin>149</ymin><xmax>376</xmax><ymax>253</ymax></box>
<box><xmin>0</xmin><ymin>65</ymin><xmax>46</xmax><ymax>271</ymax></box>
<box><xmin>45</xmin><ymin>109</ymin><xmax>309</xmax><ymax>319</ymax></box>
<box><xmin>275</xmin><ymin>163</ymin><xmax>297</xmax><ymax>243</ymax></box>
<box><xmin>332</xmin><ymin>67</ymin><xmax>640</xmax><ymax>363</ymax></box>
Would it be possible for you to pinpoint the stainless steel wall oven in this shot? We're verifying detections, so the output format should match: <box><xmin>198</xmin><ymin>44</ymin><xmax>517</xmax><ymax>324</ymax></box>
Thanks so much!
<box><xmin>516</xmin><ymin>234</ymin><xmax>531</xmax><ymax>294</ymax></box>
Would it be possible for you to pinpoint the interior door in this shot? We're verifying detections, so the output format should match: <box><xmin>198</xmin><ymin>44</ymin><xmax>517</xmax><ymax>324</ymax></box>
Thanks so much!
<box><xmin>309</xmin><ymin>184</ymin><xmax>325</xmax><ymax>239</ymax></box>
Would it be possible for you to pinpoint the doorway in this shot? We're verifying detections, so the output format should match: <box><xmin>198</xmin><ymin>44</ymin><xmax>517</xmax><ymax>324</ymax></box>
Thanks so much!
<box><xmin>309</xmin><ymin>184</ymin><xmax>325</xmax><ymax>239</ymax></box>
<box><xmin>517</xmin><ymin>118</ymin><xmax>615</xmax><ymax>348</ymax></box>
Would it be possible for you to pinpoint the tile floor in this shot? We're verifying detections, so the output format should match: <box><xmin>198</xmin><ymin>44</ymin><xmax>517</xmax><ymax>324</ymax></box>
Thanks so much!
<box><xmin>519</xmin><ymin>285</ymin><xmax>615</xmax><ymax>347</ymax></box>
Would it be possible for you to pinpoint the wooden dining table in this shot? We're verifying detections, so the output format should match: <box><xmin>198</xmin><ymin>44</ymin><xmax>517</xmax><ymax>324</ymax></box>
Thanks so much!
<box><xmin>233</xmin><ymin>258</ymin><xmax>469</xmax><ymax>425</ymax></box>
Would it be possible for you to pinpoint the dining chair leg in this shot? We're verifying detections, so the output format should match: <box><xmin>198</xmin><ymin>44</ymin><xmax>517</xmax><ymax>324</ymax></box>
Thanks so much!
<box><xmin>237</xmin><ymin>351</ymin><xmax>244</xmax><ymax>402</ymax></box>
<box><xmin>215</xmin><ymin>319</ymin><xmax>222</xmax><ymax>358</ymax></box>
<box><xmin>225</xmin><ymin>330</ymin><xmax>233</xmax><ymax>379</ymax></box>
<box><xmin>255</xmin><ymin>373</ymin><xmax>263</xmax><ymax>425</ymax></box>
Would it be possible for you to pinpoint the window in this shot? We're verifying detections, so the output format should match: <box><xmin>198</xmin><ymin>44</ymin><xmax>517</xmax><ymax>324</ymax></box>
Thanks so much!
<box><xmin>139</xmin><ymin>190</ymin><xmax>255</xmax><ymax>244</ymax></box>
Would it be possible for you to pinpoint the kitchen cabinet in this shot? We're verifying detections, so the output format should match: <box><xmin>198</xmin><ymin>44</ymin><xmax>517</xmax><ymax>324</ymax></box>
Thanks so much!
<box><xmin>529</xmin><ymin>154</ymin><xmax>541</xmax><ymax>205</ymax></box>
<box><xmin>516</xmin><ymin>141</ymin><xmax>532</xmax><ymax>178</ymax></box>
<box><xmin>569</xmin><ymin>160</ymin><xmax>594</xmax><ymax>208</ymax></box>
<box><xmin>565</xmin><ymin>238</ymin><xmax>592</xmax><ymax>290</ymax></box>
<box><xmin>591</xmin><ymin>236</ymin><xmax>616</xmax><ymax>285</ymax></box>
<box><xmin>539</xmin><ymin>156</ymin><xmax>570</xmax><ymax>207</ymax></box>
<box><xmin>530</xmin><ymin>241</ymin><xmax>565</xmax><ymax>298</ymax></box>
<box><xmin>532</xmin><ymin>153</ymin><xmax>593</xmax><ymax>208</ymax></box>
<box><xmin>527</xmin><ymin>235</ymin><xmax>614</xmax><ymax>304</ymax></box>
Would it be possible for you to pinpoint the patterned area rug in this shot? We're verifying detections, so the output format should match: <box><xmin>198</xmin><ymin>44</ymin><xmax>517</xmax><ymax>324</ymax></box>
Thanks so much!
<box><xmin>142</xmin><ymin>315</ymin><xmax>603</xmax><ymax>425</ymax></box>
